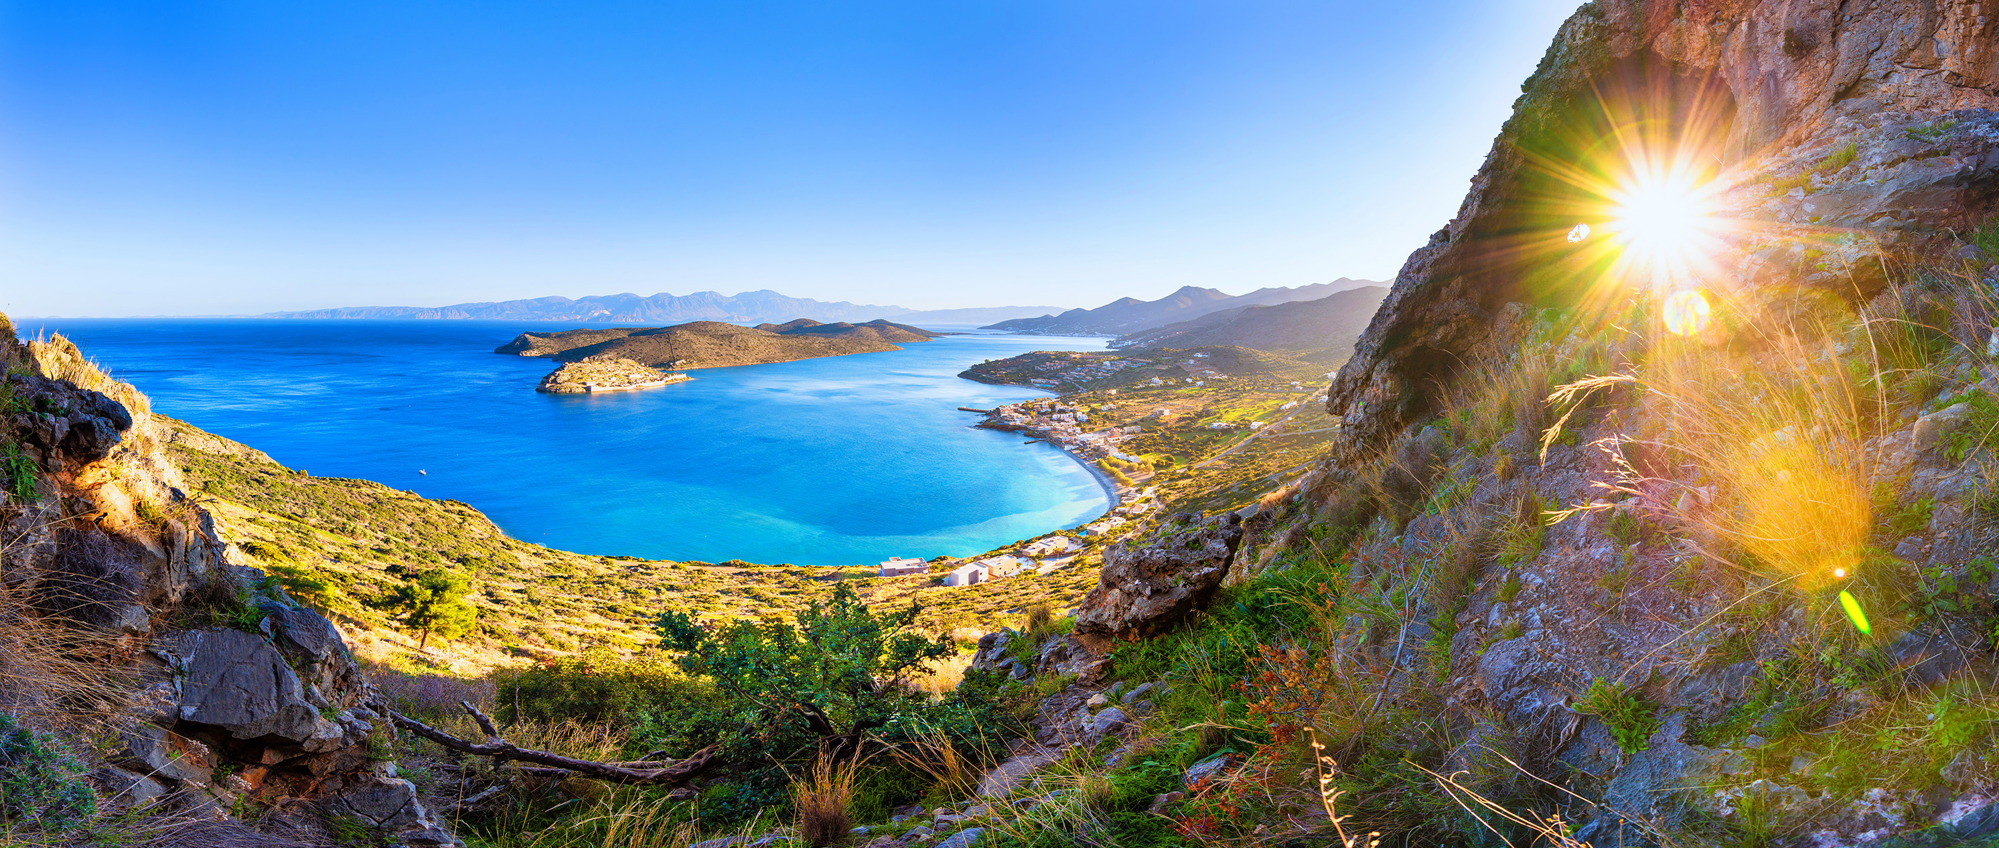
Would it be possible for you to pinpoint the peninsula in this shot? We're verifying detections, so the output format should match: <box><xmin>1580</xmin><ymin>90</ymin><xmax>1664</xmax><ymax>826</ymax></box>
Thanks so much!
<box><xmin>535</xmin><ymin>357</ymin><xmax>690</xmax><ymax>394</ymax></box>
<box><xmin>496</xmin><ymin>318</ymin><xmax>942</xmax><ymax>372</ymax></box>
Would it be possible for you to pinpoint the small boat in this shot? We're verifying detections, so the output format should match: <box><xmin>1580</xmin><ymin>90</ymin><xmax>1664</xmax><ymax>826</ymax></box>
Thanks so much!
<box><xmin>418</xmin><ymin>469</ymin><xmax>427</xmax><ymax>475</ymax></box>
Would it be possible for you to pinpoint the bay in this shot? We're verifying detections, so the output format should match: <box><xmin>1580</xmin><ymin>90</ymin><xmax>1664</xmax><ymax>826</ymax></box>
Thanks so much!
<box><xmin>18</xmin><ymin>319</ymin><xmax>1111</xmax><ymax>565</ymax></box>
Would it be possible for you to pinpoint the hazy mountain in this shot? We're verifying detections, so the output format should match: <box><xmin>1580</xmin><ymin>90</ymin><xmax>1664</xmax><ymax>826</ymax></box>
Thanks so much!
<box><xmin>1115</xmin><ymin>285</ymin><xmax>1389</xmax><ymax>364</ymax></box>
<box><xmin>263</xmin><ymin>290</ymin><xmax>1065</xmax><ymax>326</ymax></box>
<box><xmin>982</xmin><ymin>279</ymin><xmax>1379</xmax><ymax>335</ymax></box>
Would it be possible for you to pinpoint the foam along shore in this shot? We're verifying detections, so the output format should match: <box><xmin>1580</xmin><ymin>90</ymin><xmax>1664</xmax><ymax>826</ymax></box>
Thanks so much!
<box><xmin>536</xmin><ymin>357</ymin><xmax>691</xmax><ymax>394</ymax></box>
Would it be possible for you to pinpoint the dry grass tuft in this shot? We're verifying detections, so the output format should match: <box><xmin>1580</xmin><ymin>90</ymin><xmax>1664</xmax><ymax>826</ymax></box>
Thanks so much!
<box><xmin>910</xmin><ymin>650</ymin><xmax>972</xmax><ymax>696</ymax></box>
<box><xmin>0</xmin><ymin>526</ymin><xmax>130</xmax><ymax>733</ymax></box>
<box><xmin>25</xmin><ymin>333</ymin><xmax>152</xmax><ymax>420</ymax></box>
<box><xmin>791</xmin><ymin>752</ymin><xmax>862</xmax><ymax>847</ymax></box>
<box><xmin>891</xmin><ymin>730</ymin><xmax>983</xmax><ymax>801</ymax></box>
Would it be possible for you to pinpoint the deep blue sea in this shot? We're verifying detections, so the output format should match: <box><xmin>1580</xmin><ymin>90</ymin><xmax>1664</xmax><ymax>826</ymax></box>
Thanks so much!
<box><xmin>18</xmin><ymin>319</ymin><xmax>1110</xmax><ymax>565</ymax></box>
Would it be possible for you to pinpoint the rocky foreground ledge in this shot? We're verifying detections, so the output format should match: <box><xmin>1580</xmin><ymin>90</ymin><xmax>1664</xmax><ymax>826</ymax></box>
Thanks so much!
<box><xmin>536</xmin><ymin>357</ymin><xmax>689</xmax><ymax>394</ymax></box>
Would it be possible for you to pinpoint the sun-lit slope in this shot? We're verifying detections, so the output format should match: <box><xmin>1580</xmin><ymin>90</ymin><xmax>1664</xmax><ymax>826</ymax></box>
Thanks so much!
<box><xmin>162</xmin><ymin>415</ymin><xmax>1098</xmax><ymax>672</ymax></box>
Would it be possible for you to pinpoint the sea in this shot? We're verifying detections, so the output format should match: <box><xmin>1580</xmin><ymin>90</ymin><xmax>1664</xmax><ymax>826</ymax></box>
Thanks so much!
<box><xmin>17</xmin><ymin>319</ymin><xmax>1112</xmax><ymax>566</ymax></box>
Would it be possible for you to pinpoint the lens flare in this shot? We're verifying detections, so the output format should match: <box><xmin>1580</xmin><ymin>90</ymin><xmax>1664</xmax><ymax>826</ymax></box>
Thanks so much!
<box><xmin>1567</xmin><ymin>223</ymin><xmax>1591</xmax><ymax>243</ymax></box>
<box><xmin>1839</xmin><ymin>590</ymin><xmax>1872</xmax><ymax>636</ymax></box>
<box><xmin>1613</xmin><ymin>174</ymin><xmax>1706</xmax><ymax>260</ymax></box>
<box><xmin>1662</xmin><ymin>289</ymin><xmax>1712</xmax><ymax>335</ymax></box>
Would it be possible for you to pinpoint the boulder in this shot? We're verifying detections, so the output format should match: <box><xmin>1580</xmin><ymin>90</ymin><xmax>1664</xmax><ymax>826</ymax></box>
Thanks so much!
<box><xmin>323</xmin><ymin>776</ymin><xmax>459</xmax><ymax>846</ymax></box>
<box><xmin>168</xmin><ymin>627</ymin><xmax>346</xmax><ymax>748</ymax></box>
<box><xmin>1072</xmin><ymin>513</ymin><xmax>1243</xmax><ymax>649</ymax></box>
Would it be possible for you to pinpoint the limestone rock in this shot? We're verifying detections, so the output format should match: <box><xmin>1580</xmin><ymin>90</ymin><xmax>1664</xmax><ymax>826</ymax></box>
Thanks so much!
<box><xmin>90</xmin><ymin>765</ymin><xmax>167</xmax><ymax>815</ymax></box>
<box><xmin>935</xmin><ymin>827</ymin><xmax>985</xmax><ymax>848</ymax></box>
<box><xmin>116</xmin><ymin>723</ymin><xmax>216</xmax><ymax>784</ymax></box>
<box><xmin>169</xmin><ymin>627</ymin><xmax>345</xmax><ymax>748</ymax></box>
<box><xmin>1327</xmin><ymin>0</ymin><xmax>1999</xmax><ymax>457</ymax></box>
<box><xmin>4</xmin><ymin>374</ymin><xmax>133</xmax><ymax>470</ymax></box>
<box><xmin>1183</xmin><ymin>753</ymin><xmax>1239</xmax><ymax>789</ymax></box>
<box><xmin>323</xmin><ymin>776</ymin><xmax>460</xmax><ymax>846</ymax></box>
<box><xmin>1072</xmin><ymin>513</ymin><xmax>1243</xmax><ymax>649</ymax></box>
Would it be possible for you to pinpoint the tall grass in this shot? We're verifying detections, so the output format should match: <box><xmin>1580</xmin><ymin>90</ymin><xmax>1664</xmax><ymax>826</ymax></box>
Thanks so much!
<box><xmin>792</xmin><ymin>753</ymin><xmax>862</xmax><ymax>847</ymax></box>
<box><xmin>25</xmin><ymin>333</ymin><xmax>152</xmax><ymax>419</ymax></box>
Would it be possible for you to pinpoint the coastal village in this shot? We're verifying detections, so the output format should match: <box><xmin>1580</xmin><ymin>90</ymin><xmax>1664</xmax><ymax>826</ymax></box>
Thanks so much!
<box><xmin>954</xmin><ymin>344</ymin><xmax>1342</xmax><ymax>548</ymax></box>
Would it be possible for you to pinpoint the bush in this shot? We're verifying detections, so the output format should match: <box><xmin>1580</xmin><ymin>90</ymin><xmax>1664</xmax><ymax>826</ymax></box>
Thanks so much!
<box><xmin>0</xmin><ymin>713</ymin><xmax>96</xmax><ymax>834</ymax></box>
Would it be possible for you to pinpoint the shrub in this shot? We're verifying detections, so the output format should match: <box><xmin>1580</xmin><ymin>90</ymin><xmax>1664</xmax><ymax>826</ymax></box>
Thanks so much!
<box><xmin>0</xmin><ymin>713</ymin><xmax>96</xmax><ymax>834</ymax></box>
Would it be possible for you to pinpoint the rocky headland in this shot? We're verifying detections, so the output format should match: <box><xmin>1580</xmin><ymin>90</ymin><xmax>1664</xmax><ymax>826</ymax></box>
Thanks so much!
<box><xmin>497</xmin><ymin>317</ymin><xmax>941</xmax><ymax>371</ymax></box>
<box><xmin>535</xmin><ymin>356</ymin><xmax>689</xmax><ymax>394</ymax></box>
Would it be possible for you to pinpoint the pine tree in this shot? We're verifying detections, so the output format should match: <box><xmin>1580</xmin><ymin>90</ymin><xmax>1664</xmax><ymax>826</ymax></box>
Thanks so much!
<box><xmin>390</xmin><ymin>569</ymin><xmax>477</xmax><ymax>650</ymax></box>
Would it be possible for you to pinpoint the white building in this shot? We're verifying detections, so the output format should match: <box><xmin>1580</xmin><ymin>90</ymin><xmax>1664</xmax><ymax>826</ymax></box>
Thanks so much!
<box><xmin>878</xmin><ymin>557</ymin><xmax>929</xmax><ymax>577</ymax></box>
<box><xmin>977</xmin><ymin>555</ymin><xmax>1029</xmax><ymax>579</ymax></box>
<box><xmin>1023</xmin><ymin>536</ymin><xmax>1077</xmax><ymax>557</ymax></box>
<box><xmin>943</xmin><ymin>563</ymin><xmax>988</xmax><ymax>587</ymax></box>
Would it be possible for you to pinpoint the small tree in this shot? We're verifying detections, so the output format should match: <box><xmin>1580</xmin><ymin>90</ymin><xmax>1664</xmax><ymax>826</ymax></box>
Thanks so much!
<box><xmin>390</xmin><ymin>569</ymin><xmax>477</xmax><ymax>649</ymax></box>
<box><xmin>655</xmin><ymin>582</ymin><xmax>952</xmax><ymax>761</ymax></box>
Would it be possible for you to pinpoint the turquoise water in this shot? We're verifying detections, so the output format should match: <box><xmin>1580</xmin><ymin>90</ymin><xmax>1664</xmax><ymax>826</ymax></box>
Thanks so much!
<box><xmin>19</xmin><ymin>320</ymin><xmax>1111</xmax><ymax>565</ymax></box>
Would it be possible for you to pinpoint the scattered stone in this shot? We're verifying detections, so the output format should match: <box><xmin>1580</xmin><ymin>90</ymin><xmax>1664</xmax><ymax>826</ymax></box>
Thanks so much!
<box><xmin>935</xmin><ymin>827</ymin><xmax>985</xmax><ymax>848</ymax></box>
<box><xmin>1085</xmin><ymin>693</ymin><xmax>1108</xmax><ymax>709</ymax></box>
<box><xmin>1085</xmin><ymin>707</ymin><xmax>1129</xmax><ymax>740</ymax></box>
<box><xmin>1183</xmin><ymin>754</ymin><xmax>1239</xmax><ymax>789</ymax></box>
<box><xmin>1120</xmin><ymin>682</ymin><xmax>1153</xmax><ymax>705</ymax></box>
<box><xmin>1147</xmin><ymin>791</ymin><xmax>1185</xmax><ymax>814</ymax></box>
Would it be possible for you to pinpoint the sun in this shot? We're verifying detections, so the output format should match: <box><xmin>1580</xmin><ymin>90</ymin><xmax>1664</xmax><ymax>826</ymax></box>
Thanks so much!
<box><xmin>1603</xmin><ymin>166</ymin><xmax>1721</xmax><ymax>288</ymax></box>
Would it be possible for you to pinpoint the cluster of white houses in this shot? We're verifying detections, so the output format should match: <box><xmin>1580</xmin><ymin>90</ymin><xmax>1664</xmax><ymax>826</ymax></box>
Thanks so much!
<box><xmin>876</xmin><ymin>536</ymin><xmax>1081</xmax><ymax>587</ymax></box>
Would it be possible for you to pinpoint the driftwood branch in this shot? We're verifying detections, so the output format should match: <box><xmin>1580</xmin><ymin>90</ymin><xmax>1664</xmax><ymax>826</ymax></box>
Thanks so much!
<box><xmin>388</xmin><ymin>700</ymin><xmax>721</xmax><ymax>786</ymax></box>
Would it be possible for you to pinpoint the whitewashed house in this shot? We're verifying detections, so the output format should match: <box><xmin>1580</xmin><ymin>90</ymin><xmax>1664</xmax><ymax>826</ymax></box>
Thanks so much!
<box><xmin>977</xmin><ymin>555</ymin><xmax>1028</xmax><ymax>579</ymax></box>
<box><xmin>878</xmin><ymin>556</ymin><xmax>928</xmax><ymax>578</ymax></box>
<box><xmin>943</xmin><ymin>563</ymin><xmax>988</xmax><ymax>587</ymax></box>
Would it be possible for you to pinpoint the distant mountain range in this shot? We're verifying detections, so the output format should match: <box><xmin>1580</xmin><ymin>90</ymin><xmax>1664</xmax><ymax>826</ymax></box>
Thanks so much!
<box><xmin>981</xmin><ymin>279</ymin><xmax>1380</xmax><ymax>335</ymax></box>
<box><xmin>263</xmin><ymin>290</ymin><xmax>1065</xmax><ymax>327</ymax></box>
<box><xmin>1115</xmin><ymin>285</ymin><xmax>1389</xmax><ymax>365</ymax></box>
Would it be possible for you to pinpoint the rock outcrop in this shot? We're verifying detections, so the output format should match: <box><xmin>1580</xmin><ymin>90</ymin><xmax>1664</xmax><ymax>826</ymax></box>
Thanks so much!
<box><xmin>1329</xmin><ymin>0</ymin><xmax>1999</xmax><ymax>456</ymax></box>
<box><xmin>1072</xmin><ymin>513</ymin><xmax>1243</xmax><ymax>650</ymax></box>
<box><xmin>0</xmin><ymin>324</ymin><xmax>457</xmax><ymax>845</ymax></box>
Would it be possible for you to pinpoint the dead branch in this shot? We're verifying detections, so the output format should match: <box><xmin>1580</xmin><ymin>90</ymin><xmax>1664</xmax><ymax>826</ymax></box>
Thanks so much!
<box><xmin>388</xmin><ymin>700</ymin><xmax>721</xmax><ymax>786</ymax></box>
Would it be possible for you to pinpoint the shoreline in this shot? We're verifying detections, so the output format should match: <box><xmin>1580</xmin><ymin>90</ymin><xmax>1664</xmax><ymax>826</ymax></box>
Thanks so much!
<box><xmin>972</xmin><ymin>416</ymin><xmax>1129</xmax><ymax>513</ymax></box>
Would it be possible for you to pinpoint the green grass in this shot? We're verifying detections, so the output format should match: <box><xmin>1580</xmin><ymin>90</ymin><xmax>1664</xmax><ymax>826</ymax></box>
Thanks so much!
<box><xmin>1576</xmin><ymin>678</ymin><xmax>1661</xmax><ymax>754</ymax></box>
<box><xmin>0</xmin><ymin>440</ymin><xmax>35</xmax><ymax>503</ymax></box>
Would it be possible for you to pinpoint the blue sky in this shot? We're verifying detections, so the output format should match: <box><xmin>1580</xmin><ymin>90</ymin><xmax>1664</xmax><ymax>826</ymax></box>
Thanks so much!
<box><xmin>0</xmin><ymin>1</ymin><xmax>1582</xmax><ymax>317</ymax></box>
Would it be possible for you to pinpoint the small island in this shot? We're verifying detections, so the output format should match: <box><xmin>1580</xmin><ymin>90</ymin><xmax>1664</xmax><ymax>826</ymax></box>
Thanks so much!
<box><xmin>536</xmin><ymin>357</ymin><xmax>691</xmax><ymax>394</ymax></box>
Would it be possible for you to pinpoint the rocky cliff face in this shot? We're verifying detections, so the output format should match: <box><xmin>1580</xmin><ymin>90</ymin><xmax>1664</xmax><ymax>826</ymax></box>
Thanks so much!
<box><xmin>1329</xmin><ymin>0</ymin><xmax>1999</xmax><ymax>454</ymax></box>
<box><xmin>0</xmin><ymin>322</ymin><xmax>455</xmax><ymax>845</ymax></box>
